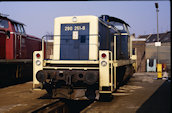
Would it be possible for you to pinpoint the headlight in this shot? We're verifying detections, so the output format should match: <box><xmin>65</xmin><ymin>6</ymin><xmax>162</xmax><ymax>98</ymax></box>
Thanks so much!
<box><xmin>101</xmin><ymin>61</ymin><xmax>107</xmax><ymax>66</ymax></box>
<box><xmin>36</xmin><ymin>60</ymin><xmax>41</xmax><ymax>66</ymax></box>
<box><xmin>72</xmin><ymin>17</ymin><xmax>77</xmax><ymax>22</ymax></box>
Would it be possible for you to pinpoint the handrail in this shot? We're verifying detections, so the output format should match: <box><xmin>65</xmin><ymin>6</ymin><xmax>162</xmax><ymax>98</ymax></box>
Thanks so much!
<box><xmin>41</xmin><ymin>35</ymin><xmax>47</xmax><ymax>60</ymax></box>
<box><xmin>109</xmin><ymin>51</ymin><xmax>113</xmax><ymax>91</ymax></box>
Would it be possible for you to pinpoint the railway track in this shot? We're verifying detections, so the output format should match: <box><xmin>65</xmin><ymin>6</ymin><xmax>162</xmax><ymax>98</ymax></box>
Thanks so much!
<box><xmin>31</xmin><ymin>98</ymin><xmax>94</xmax><ymax>113</ymax></box>
<box><xmin>31</xmin><ymin>99</ymin><xmax>68</xmax><ymax>113</ymax></box>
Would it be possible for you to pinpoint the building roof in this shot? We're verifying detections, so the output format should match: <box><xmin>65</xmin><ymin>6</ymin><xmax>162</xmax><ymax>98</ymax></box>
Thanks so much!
<box><xmin>137</xmin><ymin>31</ymin><xmax>171</xmax><ymax>43</ymax></box>
<box><xmin>137</xmin><ymin>34</ymin><xmax>150</xmax><ymax>39</ymax></box>
<box><xmin>132</xmin><ymin>38</ymin><xmax>146</xmax><ymax>41</ymax></box>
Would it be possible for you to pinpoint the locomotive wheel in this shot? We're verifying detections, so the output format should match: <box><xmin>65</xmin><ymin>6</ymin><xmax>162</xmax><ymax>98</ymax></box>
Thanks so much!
<box><xmin>99</xmin><ymin>93</ymin><xmax>113</xmax><ymax>102</ymax></box>
<box><xmin>51</xmin><ymin>89</ymin><xmax>57</xmax><ymax>98</ymax></box>
<box><xmin>85</xmin><ymin>88</ymin><xmax>96</xmax><ymax>100</ymax></box>
<box><xmin>43</xmin><ymin>82</ymin><xmax>57</xmax><ymax>98</ymax></box>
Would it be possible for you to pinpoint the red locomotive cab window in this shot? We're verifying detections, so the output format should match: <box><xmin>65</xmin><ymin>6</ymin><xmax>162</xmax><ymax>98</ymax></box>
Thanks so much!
<box><xmin>20</xmin><ymin>25</ymin><xmax>25</xmax><ymax>34</ymax></box>
<box><xmin>17</xmin><ymin>24</ymin><xmax>22</xmax><ymax>33</ymax></box>
<box><xmin>14</xmin><ymin>24</ymin><xmax>18</xmax><ymax>32</ymax></box>
<box><xmin>15</xmin><ymin>24</ymin><xmax>25</xmax><ymax>34</ymax></box>
<box><xmin>0</xmin><ymin>19</ymin><xmax>9</xmax><ymax>28</ymax></box>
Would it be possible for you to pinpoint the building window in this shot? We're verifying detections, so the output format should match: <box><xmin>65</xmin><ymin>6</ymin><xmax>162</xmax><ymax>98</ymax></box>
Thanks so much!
<box><xmin>132</xmin><ymin>48</ymin><xmax>136</xmax><ymax>55</ymax></box>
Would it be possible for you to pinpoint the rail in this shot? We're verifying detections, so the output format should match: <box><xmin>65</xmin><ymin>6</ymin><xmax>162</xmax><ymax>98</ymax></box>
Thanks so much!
<box><xmin>31</xmin><ymin>100</ymin><xmax>68</xmax><ymax>113</ymax></box>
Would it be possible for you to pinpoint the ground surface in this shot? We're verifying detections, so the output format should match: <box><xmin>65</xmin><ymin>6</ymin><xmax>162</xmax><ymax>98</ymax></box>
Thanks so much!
<box><xmin>81</xmin><ymin>73</ymin><xmax>171</xmax><ymax>113</ymax></box>
<box><xmin>0</xmin><ymin>72</ymin><xmax>171</xmax><ymax>113</ymax></box>
<box><xmin>0</xmin><ymin>82</ymin><xmax>56</xmax><ymax>113</ymax></box>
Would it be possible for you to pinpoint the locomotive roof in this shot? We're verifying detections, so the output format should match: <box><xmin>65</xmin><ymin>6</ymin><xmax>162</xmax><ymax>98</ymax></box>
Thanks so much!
<box><xmin>99</xmin><ymin>15</ymin><xmax>130</xmax><ymax>27</ymax></box>
<box><xmin>0</xmin><ymin>15</ymin><xmax>25</xmax><ymax>25</ymax></box>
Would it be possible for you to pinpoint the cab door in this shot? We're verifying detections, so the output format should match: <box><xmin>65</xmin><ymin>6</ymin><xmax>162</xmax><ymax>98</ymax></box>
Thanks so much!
<box><xmin>14</xmin><ymin>23</ymin><xmax>27</xmax><ymax>59</ymax></box>
<box><xmin>14</xmin><ymin>24</ymin><xmax>21</xmax><ymax>59</ymax></box>
<box><xmin>18</xmin><ymin>24</ymin><xmax>27</xmax><ymax>59</ymax></box>
<box><xmin>0</xmin><ymin>18</ymin><xmax>9</xmax><ymax>59</ymax></box>
<box><xmin>0</xmin><ymin>30</ymin><xmax>6</xmax><ymax>59</ymax></box>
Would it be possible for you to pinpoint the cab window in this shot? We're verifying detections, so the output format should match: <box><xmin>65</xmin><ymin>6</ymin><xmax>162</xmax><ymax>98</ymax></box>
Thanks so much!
<box><xmin>14</xmin><ymin>24</ymin><xmax>18</xmax><ymax>32</ymax></box>
<box><xmin>113</xmin><ymin>22</ymin><xmax>124</xmax><ymax>31</ymax></box>
<box><xmin>17</xmin><ymin>24</ymin><xmax>22</xmax><ymax>33</ymax></box>
<box><xmin>20</xmin><ymin>25</ymin><xmax>25</xmax><ymax>34</ymax></box>
<box><xmin>124</xmin><ymin>24</ymin><xmax>130</xmax><ymax>34</ymax></box>
<box><xmin>0</xmin><ymin>19</ymin><xmax>9</xmax><ymax>28</ymax></box>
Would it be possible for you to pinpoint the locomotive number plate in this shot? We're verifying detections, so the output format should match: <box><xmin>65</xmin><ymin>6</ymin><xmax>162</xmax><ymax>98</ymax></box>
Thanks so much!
<box><xmin>72</xmin><ymin>31</ymin><xmax>78</xmax><ymax>40</ymax></box>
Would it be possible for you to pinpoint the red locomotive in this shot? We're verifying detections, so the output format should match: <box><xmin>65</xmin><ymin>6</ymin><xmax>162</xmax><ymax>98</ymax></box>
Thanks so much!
<box><xmin>0</xmin><ymin>13</ymin><xmax>42</xmax><ymax>87</ymax></box>
<box><xmin>0</xmin><ymin>13</ymin><xmax>41</xmax><ymax>60</ymax></box>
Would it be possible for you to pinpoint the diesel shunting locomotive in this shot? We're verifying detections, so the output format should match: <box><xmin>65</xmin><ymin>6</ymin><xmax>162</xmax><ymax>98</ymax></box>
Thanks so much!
<box><xmin>0</xmin><ymin>13</ymin><xmax>41</xmax><ymax>86</ymax></box>
<box><xmin>0</xmin><ymin>13</ymin><xmax>41</xmax><ymax>60</ymax></box>
<box><xmin>33</xmin><ymin>15</ymin><xmax>135</xmax><ymax>100</ymax></box>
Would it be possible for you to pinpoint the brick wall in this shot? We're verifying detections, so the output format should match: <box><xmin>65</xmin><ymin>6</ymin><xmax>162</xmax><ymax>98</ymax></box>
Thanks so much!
<box><xmin>132</xmin><ymin>41</ymin><xmax>146</xmax><ymax>72</ymax></box>
<box><xmin>146</xmin><ymin>42</ymin><xmax>171</xmax><ymax>72</ymax></box>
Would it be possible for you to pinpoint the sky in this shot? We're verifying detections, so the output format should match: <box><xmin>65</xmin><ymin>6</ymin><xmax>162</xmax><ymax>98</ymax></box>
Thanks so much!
<box><xmin>0</xmin><ymin>1</ymin><xmax>171</xmax><ymax>38</ymax></box>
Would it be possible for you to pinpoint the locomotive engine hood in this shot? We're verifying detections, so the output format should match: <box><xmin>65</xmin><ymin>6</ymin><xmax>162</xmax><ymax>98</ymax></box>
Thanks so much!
<box><xmin>53</xmin><ymin>15</ymin><xmax>99</xmax><ymax>61</ymax></box>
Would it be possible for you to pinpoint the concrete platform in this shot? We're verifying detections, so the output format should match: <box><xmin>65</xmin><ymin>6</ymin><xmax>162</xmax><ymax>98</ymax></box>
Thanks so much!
<box><xmin>0</xmin><ymin>72</ymin><xmax>170</xmax><ymax>113</ymax></box>
<box><xmin>0</xmin><ymin>82</ymin><xmax>57</xmax><ymax>113</ymax></box>
<box><xmin>81</xmin><ymin>72</ymin><xmax>171</xmax><ymax>113</ymax></box>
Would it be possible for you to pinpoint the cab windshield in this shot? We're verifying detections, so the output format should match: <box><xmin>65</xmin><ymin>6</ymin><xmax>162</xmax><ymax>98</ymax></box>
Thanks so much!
<box><xmin>0</xmin><ymin>19</ymin><xmax>9</xmax><ymax>28</ymax></box>
<box><xmin>110</xmin><ymin>21</ymin><xmax>124</xmax><ymax>31</ymax></box>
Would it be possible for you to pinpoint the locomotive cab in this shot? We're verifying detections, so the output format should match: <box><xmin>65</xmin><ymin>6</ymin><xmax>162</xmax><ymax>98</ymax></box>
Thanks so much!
<box><xmin>0</xmin><ymin>13</ymin><xmax>41</xmax><ymax>60</ymax></box>
<box><xmin>33</xmin><ymin>15</ymin><xmax>135</xmax><ymax>100</ymax></box>
<box><xmin>0</xmin><ymin>13</ymin><xmax>42</xmax><ymax>86</ymax></box>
